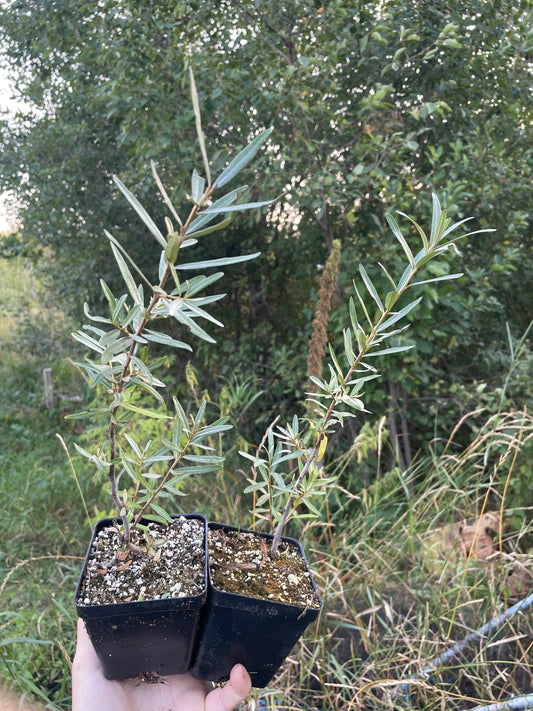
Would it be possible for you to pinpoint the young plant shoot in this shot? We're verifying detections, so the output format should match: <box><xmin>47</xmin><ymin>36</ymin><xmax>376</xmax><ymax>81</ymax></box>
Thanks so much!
<box><xmin>242</xmin><ymin>196</ymin><xmax>493</xmax><ymax>556</ymax></box>
<box><xmin>72</xmin><ymin>73</ymin><xmax>274</xmax><ymax>546</ymax></box>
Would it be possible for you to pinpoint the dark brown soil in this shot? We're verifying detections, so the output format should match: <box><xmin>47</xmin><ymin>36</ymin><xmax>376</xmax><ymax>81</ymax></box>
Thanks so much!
<box><xmin>77</xmin><ymin>517</ymin><xmax>205</xmax><ymax>606</ymax></box>
<box><xmin>208</xmin><ymin>527</ymin><xmax>321</xmax><ymax>609</ymax></box>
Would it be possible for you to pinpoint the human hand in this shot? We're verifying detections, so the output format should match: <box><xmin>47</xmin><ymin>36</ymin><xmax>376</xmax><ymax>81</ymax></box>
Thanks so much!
<box><xmin>72</xmin><ymin>618</ymin><xmax>251</xmax><ymax>711</ymax></box>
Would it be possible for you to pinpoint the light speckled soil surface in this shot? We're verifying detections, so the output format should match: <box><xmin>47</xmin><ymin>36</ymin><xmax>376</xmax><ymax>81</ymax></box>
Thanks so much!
<box><xmin>77</xmin><ymin>517</ymin><xmax>205</xmax><ymax>605</ymax></box>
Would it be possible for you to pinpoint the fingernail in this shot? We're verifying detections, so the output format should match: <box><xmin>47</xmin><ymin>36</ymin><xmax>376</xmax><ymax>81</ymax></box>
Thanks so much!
<box><xmin>234</xmin><ymin>663</ymin><xmax>245</xmax><ymax>679</ymax></box>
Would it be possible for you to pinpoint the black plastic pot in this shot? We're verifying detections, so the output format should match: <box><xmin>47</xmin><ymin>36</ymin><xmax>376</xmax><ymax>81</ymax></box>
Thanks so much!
<box><xmin>190</xmin><ymin>522</ymin><xmax>322</xmax><ymax>688</ymax></box>
<box><xmin>75</xmin><ymin>514</ymin><xmax>207</xmax><ymax>680</ymax></box>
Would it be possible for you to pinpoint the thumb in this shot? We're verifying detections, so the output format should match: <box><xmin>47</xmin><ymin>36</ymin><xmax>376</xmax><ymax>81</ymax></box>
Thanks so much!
<box><xmin>205</xmin><ymin>664</ymin><xmax>252</xmax><ymax>711</ymax></box>
<box><xmin>73</xmin><ymin>618</ymin><xmax>101</xmax><ymax>673</ymax></box>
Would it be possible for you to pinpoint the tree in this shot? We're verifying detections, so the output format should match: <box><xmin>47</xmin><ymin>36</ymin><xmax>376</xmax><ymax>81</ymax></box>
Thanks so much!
<box><xmin>1</xmin><ymin>0</ymin><xmax>532</xmax><ymax>466</ymax></box>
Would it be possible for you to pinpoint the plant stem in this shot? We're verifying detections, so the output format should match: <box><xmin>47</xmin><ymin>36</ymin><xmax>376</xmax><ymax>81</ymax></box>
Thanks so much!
<box><xmin>131</xmin><ymin>428</ymin><xmax>197</xmax><ymax>528</ymax></box>
<box><xmin>107</xmin><ymin>185</ymin><xmax>215</xmax><ymax>542</ymax></box>
<box><xmin>271</xmin><ymin>439</ymin><xmax>321</xmax><ymax>556</ymax></box>
<box><xmin>270</xmin><ymin>239</ymin><xmax>444</xmax><ymax>555</ymax></box>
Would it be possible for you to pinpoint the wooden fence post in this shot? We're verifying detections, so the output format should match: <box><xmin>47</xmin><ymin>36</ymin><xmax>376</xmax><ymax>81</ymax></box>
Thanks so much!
<box><xmin>43</xmin><ymin>368</ymin><xmax>54</xmax><ymax>409</ymax></box>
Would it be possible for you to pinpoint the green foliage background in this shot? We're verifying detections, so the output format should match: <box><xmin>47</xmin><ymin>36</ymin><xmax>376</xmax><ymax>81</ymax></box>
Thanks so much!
<box><xmin>2</xmin><ymin>0</ymin><xmax>532</xmax><ymax>473</ymax></box>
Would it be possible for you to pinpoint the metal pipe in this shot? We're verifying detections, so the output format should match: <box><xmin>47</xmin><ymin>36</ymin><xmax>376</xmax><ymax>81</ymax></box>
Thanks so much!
<box><xmin>393</xmin><ymin>590</ymin><xmax>533</xmax><ymax>704</ymax></box>
<box><xmin>420</xmin><ymin>590</ymin><xmax>533</xmax><ymax>676</ymax></box>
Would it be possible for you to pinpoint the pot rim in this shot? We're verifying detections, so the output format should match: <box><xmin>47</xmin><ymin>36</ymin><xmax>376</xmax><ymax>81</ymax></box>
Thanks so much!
<box><xmin>75</xmin><ymin>513</ymin><xmax>208</xmax><ymax>614</ymax></box>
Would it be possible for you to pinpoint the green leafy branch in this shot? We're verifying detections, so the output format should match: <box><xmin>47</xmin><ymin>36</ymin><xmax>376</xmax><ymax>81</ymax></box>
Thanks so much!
<box><xmin>71</xmin><ymin>79</ymin><xmax>274</xmax><ymax>544</ymax></box>
<box><xmin>248</xmin><ymin>195</ymin><xmax>493</xmax><ymax>556</ymax></box>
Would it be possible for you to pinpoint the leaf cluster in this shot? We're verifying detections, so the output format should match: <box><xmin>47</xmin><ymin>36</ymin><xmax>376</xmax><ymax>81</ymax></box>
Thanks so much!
<box><xmin>70</xmin><ymin>110</ymin><xmax>274</xmax><ymax>542</ymax></box>
<box><xmin>244</xmin><ymin>195</ymin><xmax>493</xmax><ymax>554</ymax></box>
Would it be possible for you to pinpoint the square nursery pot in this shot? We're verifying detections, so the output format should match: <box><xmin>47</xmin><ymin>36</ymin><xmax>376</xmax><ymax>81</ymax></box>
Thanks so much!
<box><xmin>75</xmin><ymin>513</ymin><xmax>207</xmax><ymax>680</ymax></box>
<box><xmin>190</xmin><ymin>522</ymin><xmax>322</xmax><ymax>688</ymax></box>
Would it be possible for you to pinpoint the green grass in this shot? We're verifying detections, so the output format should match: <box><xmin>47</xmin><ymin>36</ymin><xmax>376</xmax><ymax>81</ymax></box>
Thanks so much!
<box><xmin>0</xmin><ymin>258</ymin><xmax>91</xmax><ymax>709</ymax></box>
<box><xmin>2</xmin><ymin>254</ymin><xmax>533</xmax><ymax>710</ymax></box>
<box><xmin>0</xmin><ymin>402</ymin><xmax>85</xmax><ymax>708</ymax></box>
<box><xmin>264</xmin><ymin>410</ymin><xmax>533</xmax><ymax>710</ymax></box>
